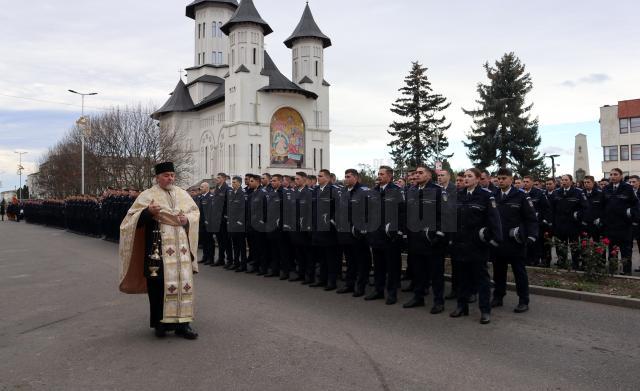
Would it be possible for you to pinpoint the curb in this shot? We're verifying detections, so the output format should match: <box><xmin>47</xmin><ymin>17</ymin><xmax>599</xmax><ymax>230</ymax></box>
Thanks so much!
<box><xmin>444</xmin><ymin>274</ymin><xmax>640</xmax><ymax>310</ymax></box>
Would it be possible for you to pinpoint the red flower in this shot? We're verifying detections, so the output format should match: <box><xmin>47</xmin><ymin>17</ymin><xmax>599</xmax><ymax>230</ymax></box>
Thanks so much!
<box><xmin>581</xmin><ymin>240</ymin><xmax>587</xmax><ymax>248</ymax></box>
<box><xmin>595</xmin><ymin>247</ymin><xmax>604</xmax><ymax>255</ymax></box>
<box><xmin>611</xmin><ymin>250</ymin><xmax>619</xmax><ymax>257</ymax></box>
<box><xmin>602</xmin><ymin>238</ymin><xmax>611</xmax><ymax>246</ymax></box>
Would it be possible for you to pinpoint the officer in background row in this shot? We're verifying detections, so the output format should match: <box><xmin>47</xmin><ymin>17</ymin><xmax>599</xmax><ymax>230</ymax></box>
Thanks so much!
<box><xmin>311</xmin><ymin>169</ymin><xmax>339</xmax><ymax>290</ymax></box>
<box><xmin>365</xmin><ymin>166</ymin><xmax>406</xmax><ymax>305</ymax></box>
<box><xmin>228</xmin><ymin>176</ymin><xmax>248</xmax><ymax>272</ymax></box>
<box><xmin>549</xmin><ymin>174</ymin><xmax>589</xmax><ymax>269</ymax></box>
<box><xmin>491</xmin><ymin>168</ymin><xmax>538</xmax><ymax>313</ymax></box>
<box><xmin>522</xmin><ymin>175</ymin><xmax>551</xmax><ymax>266</ymax></box>
<box><xmin>582</xmin><ymin>176</ymin><xmax>604</xmax><ymax>241</ymax></box>
<box><xmin>403</xmin><ymin>165</ymin><xmax>446</xmax><ymax>314</ymax></box>
<box><xmin>602</xmin><ymin>168</ymin><xmax>639</xmax><ymax>275</ymax></box>
<box><xmin>197</xmin><ymin>182</ymin><xmax>214</xmax><ymax>265</ymax></box>
<box><xmin>335</xmin><ymin>169</ymin><xmax>371</xmax><ymax>297</ymax></box>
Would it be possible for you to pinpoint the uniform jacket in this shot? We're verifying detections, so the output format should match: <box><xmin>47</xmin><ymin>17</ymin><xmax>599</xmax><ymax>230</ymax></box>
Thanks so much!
<box><xmin>493</xmin><ymin>186</ymin><xmax>538</xmax><ymax>256</ymax></box>
<box><xmin>335</xmin><ymin>182</ymin><xmax>369</xmax><ymax>245</ymax></box>
<box><xmin>549</xmin><ymin>186</ymin><xmax>589</xmax><ymax>238</ymax></box>
<box><xmin>452</xmin><ymin>186</ymin><xmax>502</xmax><ymax>262</ymax></box>
<box><xmin>227</xmin><ymin>187</ymin><xmax>247</xmax><ymax>233</ymax></box>
<box><xmin>312</xmin><ymin>184</ymin><xmax>338</xmax><ymax>247</ymax></box>
<box><xmin>602</xmin><ymin>182</ymin><xmax>639</xmax><ymax>239</ymax></box>
<box><xmin>406</xmin><ymin>181</ymin><xmax>445</xmax><ymax>255</ymax></box>
<box><xmin>366</xmin><ymin>182</ymin><xmax>406</xmax><ymax>249</ymax></box>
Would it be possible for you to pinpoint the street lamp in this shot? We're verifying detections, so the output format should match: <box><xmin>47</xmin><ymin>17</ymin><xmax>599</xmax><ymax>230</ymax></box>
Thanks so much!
<box><xmin>68</xmin><ymin>89</ymin><xmax>98</xmax><ymax>194</ymax></box>
<box><xmin>15</xmin><ymin>151</ymin><xmax>27</xmax><ymax>200</ymax></box>
<box><xmin>546</xmin><ymin>154</ymin><xmax>560</xmax><ymax>180</ymax></box>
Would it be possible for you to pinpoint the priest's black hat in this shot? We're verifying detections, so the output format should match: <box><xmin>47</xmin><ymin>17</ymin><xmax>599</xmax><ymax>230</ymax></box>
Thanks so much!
<box><xmin>154</xmin><ymin>162</ymin><xmax>175</xmax><ymax>175</ymax></box>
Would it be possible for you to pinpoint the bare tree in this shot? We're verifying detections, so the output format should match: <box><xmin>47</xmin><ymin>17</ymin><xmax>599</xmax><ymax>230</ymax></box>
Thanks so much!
<box><xmin>37</xmin><ymin>105</ymin><xmax>193</xmax><ymax>197</ymax></box>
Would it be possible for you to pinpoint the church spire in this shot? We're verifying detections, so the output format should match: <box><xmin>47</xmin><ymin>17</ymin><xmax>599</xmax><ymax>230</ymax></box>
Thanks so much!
<box><xmin>284</xmin><ymin>3</ymin><xmax>331</xmax><ymax>48</ymax></box>
<box><xmin>220</xmin><ymin>0</ymin><xmax>273</xmax><ymax>35</ymax></box>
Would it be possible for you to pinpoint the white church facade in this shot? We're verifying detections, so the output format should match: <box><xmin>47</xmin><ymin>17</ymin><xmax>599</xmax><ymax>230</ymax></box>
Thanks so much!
<box><xmin>152</xmin><ymin>0</ymin><xmax>332</xmax><ymax>186</ymax></box>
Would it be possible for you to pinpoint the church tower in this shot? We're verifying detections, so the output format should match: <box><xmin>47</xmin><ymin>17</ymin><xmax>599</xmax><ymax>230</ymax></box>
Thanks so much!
<box><xmin>186</xmin><ymin>0</ymin><xmax>238</xmax><ymax>69</ymax></box>
<box><xmin>284</xmin><ymin>3</ymin><xmax>332</xmax><ymax>131</ymax></box>
<box><xmin>220</xmin><ymin>0</ymin><xmax>272</xmax><ymax>124</ymax></box>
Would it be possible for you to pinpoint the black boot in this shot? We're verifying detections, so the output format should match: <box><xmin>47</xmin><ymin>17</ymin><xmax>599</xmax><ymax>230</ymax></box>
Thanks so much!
<box><xmin>403</xmin><ymin>296</ymin><xmax>425</xmax><ymax>308</ymax></box>
<box><xmin>449</xmin><ymin>305</ymin><xmax>469</xmax><ymax>318</ymax></box>
<box><xmin>480</xmin><ymin>313</ymin><xmax>491</xmax><ymax>324</ymax></box>
<box><xmin>175</xmin><ymin>324</ymin><xmax>199</xmax><ymax>340</ymax></box>
<box><xmin>336</xmin><ymin>286</ymin><xmax>354</xmax><ymax>294</ymax></box>
<box><xmin>154</xmin><ymin>324</ymin><xmax>166</xmax><ymax>338</ymax></box>
<box><xmin>364</xmin><ymin>291</ymin><xmax>384</xmax><ymax>301</ymax></box>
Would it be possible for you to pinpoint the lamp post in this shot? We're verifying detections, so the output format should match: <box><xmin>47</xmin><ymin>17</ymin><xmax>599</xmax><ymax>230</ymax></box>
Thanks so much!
<box><xmin>546</xmin><ymin>154</ymin><xmax>560</xmax><ymax>180</ymax></box>
<box><xmin>15</xmin><ymin>151</ymin><xmax>27</xmax><ymax>200</ymax></box>
<box><xmin>68</xmin><ymin>89</ymin><xmax>98</xmax><ymax>194</ymax></box>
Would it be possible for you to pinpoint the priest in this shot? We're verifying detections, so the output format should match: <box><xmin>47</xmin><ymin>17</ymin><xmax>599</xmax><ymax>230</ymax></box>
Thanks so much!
<box><xmin>119</xmin><ymin>162</ymin><xmax>200</xmax><ymax>339</ymax></box>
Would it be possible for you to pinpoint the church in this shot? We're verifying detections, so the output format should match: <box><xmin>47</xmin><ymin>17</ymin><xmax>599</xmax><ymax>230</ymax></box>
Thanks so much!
<box><xmin>151</xmin><ymin>0</ymin><xmax>332</xmax><ymax>186</ymax></box>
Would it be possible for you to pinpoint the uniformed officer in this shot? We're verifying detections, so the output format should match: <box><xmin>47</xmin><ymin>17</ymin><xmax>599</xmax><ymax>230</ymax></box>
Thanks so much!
<box><xmin>491</xmin><ymin>168</ymin><xmax>538</xmax><ymax>313</ymax></box>
<box><xmin>403</xmin><ymin>165</ymin><xmax>446</xmax><ymax>314</ymax></box>
<box><xmin>365</xmin><ymin>166</ymin><xmax>406</xmax><ymax>305</ymax></box>
<box><xmin>207</xmin><ymin>173</ymin><xmax>232</xmax><ymax>267</ymax></box>
<box><xmin>288</xmin><ymin>172</ymin><xmax>314</xmax><ymax>283</ymax></box>
<box><xmin>549</xmin><ymin>174</ymin><xmax>589</xmax><ymax>269</ymax></box>
<box><xmin>523</xmin><ymin>175</ymin><xmax>551</xmax><ymax>266</ymax></box>
<box><xmin>248</xmin><ymin>175</ymin><xmax>269</xmax><ymax>274</ymax></box>
<box><xmin>265</xmin><ymin>174</ymin><xmax>288</xmax><ymax>278</ymax></box>
<box><xmin>197</xmin><ymin>182</ymin><xmax>214</xmax><ymax>265</ymax></box>
<box><xmin>335</xmin><ymin>169</ymin><xmax>372</xmax><ymax>297</ymax></box>
<box><xmin>311</xmin><ymin>169</ymin><xmax>339</xmax><ymax>290</ymax></box>
<box><xmin>583</xmin><ymin>176</ymin><xmax>604</xmax><ymax>242</ymax></box>
<box><xmin>228</xmin><ymin>176</ymin><xmax>248</xmax><ymax>271</ymax></box>
<box><xmin>602</xmin><ymin>168</ymin><xmax>639</xmax><ymax>274</ymax></box>
<box><xmin>450</xmin><ymin>168</ymin><xmax>502</xmax><ymax>325</ymax></box>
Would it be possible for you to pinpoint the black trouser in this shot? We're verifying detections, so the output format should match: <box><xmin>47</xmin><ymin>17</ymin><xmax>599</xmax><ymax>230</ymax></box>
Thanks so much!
<box><xmin>404</xmin><ymin>252</ymin><xmax>415</xmax><ymax>283</ymax></box>
<box><xmin>344</xmin><ymin>239</ymin><xmax>372</xmax><ymax>290</ymax></box>
<box><xmin>200</xmin><ymin>230</ymin><xmax>214</xmax><ymax>262</ymax></box>
<box><xmin>267</xmin><ymin>231</ymin><xmax>288</xmax><ymax>274</ymax></box>
<box><xmin>492</xmin><ymin>253</ymin><xmax>530</xmax><ymax>305</ymax></box>
<box><xmin>526</xmin><ymin>229</ymin><xmax>545</xmax><ymax>266</ymax></box>
<box><xmin>609</xmin><ymin>234</ymin><xmax>633</xmax><ymax>274</ymax></box>
<box><xmin>215</xmin><ymin>226</ymin><xmax>232</xmax><ymax>264</ymax></box>
<box><xmin>295</xmin><ymin>245</ymin><xmax>313</xmax><ymax>281</ymax></box>
<box><xmin>450</xmin><ymin>256</ymin><xmax>460</xmax><ymax>296</ymax></box>
<box><xmin>413</xmin><ymin>251</ymin><xmax>445</xmax><ymax>305</ymax></box>
<box><xmin>147</xmin><ymin>276</ymin><xmax>164</xmax><ymax>328</ymax></box>
<box><xmin>457</xmin><ymin>260</ymin><xmax>491</xmax><ymax>314</ymax></box>
<box><xmin>315</xmin><ymin>245</ymin><xmax>338</xmax><ymax>285</ymax></box>
<box><xmin>371</xmin><ymin>243</ymin><xmax>402</xmax><ymax>294</ymax></box>
<box><xmin>247</xmin><ymin>231</ymin><xmax>265</xmax><ymax>270</ymax></box>
<box><xmin>230</xmin><ymin>232</ymin><xmax>246</xmax><ymax>266</ymax></box>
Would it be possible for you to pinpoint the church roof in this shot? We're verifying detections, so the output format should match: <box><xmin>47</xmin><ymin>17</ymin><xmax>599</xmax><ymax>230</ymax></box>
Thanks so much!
<box><xmin>284</xmin><ymin>4</ymin><xmax>331</xmax><ymax>48</ymax></box>
<box><xmin>235</xmin><ymin>64</ymin><xmax>250</xmax><ymax>73</ymax></box>
<box><xmin>259</xmin><ymin>51</ymin><xmax>317</xmax><ymax>99</ymax></box>
<box><xmin>152</xmin><ymin>79</ymin><xmax>195</xmax><ymax>120</ymax></box>
<box><xmin>194</xmin><ymin>81</ymin><xmax>226</xmax><ymax>110</ymax></box>
<box><xmin>186</xmin><ymin>0</ymin><xmax>238</xmax><ymax>20</ymax></box>
<box><xmin>298</xmin><ymin>76</ymin><xmax>313</xmax><ymax>84</ymax></box>
<box><xmin>220</xmin><ymin>0</ymin><xmax>273</xmax><ymax>35</ymax></box>
<box><xmin>185</xmin><ymin>74</ymin><xmax>225</xmax><ymax>87</ymax></box>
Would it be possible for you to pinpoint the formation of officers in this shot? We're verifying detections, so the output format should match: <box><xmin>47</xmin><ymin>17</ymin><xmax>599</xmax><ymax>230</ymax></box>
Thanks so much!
<box><xmin>192</xmin><ymin>165</ymin><xmax>639</xmax><ymax>325</ymax></box>
<box><xmin>20</xmin><ymin>188</ymin><xmax>139</xmax><ymax>241</ymax></box>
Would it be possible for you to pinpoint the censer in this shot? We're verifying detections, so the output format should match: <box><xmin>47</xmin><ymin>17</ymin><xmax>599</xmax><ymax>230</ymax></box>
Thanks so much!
<box><xmin>148</xmin><ymin>223</ymin><xmax>162</xmax><ymax>278</ymax></box>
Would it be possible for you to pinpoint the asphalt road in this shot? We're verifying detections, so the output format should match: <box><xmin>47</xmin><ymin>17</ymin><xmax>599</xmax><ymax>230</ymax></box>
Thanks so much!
<box><xmin>1</xmin><ymin>221</ymin><xmax>639</xmax><ymax>391</ymax></box>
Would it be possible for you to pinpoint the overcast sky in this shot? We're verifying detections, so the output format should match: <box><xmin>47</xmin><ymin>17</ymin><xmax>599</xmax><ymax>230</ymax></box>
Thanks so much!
<box><xmin>1</xmin><ymin>0</ymin><xmax>639</xmax><ymax>192</ymax></box>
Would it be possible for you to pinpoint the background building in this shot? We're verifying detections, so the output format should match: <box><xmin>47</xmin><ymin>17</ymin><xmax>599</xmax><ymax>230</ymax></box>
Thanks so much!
<box><xmin>152</xmin><ymin>0</ymin><xmax>332</xmax><ymax>187</ymax></box>
<box><xmin>600</xmin><ymin>98</ymin><xmax>640</xmax><ymax>178</ymax></box>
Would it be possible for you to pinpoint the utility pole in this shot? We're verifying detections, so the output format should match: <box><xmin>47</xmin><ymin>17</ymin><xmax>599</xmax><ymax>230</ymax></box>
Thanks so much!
<box><xmin>546</xmin><ymin>154</ymin><xmax>560</xmax><ymax>180</ymax></box>
<box><xmin>68</xmin><ymin>89</ymin><xmax>98</xmax><ymax>194</ymax></box>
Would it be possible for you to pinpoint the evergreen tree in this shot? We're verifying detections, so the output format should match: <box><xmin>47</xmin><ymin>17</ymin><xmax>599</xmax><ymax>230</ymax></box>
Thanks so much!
<box><xmin>387</xmin><ymin>61</ymin><xmax>452</xmax><ymax>170</ymax></box>
<box><xmin>463</xmin><ymin>52</ymin><xmax>548</xmax><ymax>178</ymax></box>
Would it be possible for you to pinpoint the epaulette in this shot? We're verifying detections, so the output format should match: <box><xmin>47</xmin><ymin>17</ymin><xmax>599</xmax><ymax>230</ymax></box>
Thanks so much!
<box><xmin>481</xmin><ymin>187</ymin><xmax>493</xmax><ymax>193</ymax></box>
<box><xmin>361</xmin><ymin>186</ymin><xmax>370</xmax><ymax>191</ymax></box>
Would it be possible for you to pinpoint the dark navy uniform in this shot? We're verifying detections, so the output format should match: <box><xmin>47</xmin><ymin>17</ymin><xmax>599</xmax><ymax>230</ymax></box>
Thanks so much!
<box><xmin>288</xmin><ymin>186</ymin><xmax>313</xmax><ymax>282</ymax></box>
<box><xmin>584</xmin><ymin>187</ymin><xmax>604</xmax><ymax>241</ymax></box>
<box><xmin>248</xmin><ymin>186</ymin><xmax>269</xmax><ymax>274</ymax></box>
<box><xmin>524</xmin><ymin>186</ymin><xmax>551</xmax><ymax>266</ymax></box>
<box><xmin>405</xmin><ymin>180</ymin><xmax>446</xmax><ymax>311</ymax></box>
<box><xmin>197</xmin><ymin>193</ymin><xmax>215</xmax><ymax>264</ymax></box>
<box><xmin>365</xmin><ymin>182</ymin><xmax>406</xmax><ymax>304</ymax></box>
<box><xmin>311</xmin><ymin>184</ymin><xmax>339</xmax><ymax>289</ymax></box>
<box><xmin>451</xmin><ymin>187</ymin><xmax>502</xmax><ymax>317</ymax></box>
<box><xmin>227</xmin><ymin>187</ymin><xmax>248</xmax><ymax>271</ymax></box>
<box><xmin>266</xmin><ymin>186</ymin><xmax>288</xmax><ymax>277</ymax></box>
<box><xmin>335</xmin><ymin>182</ymin><xmax>371</xmax><ymax>296</ymax></box>
<box><xmin>492</xmin><ymin>186</ymin><xmax>538</xmax><ymax>307</ymax></box>
<box><xmin>549</xmin><ymin>186</ymin><xmax>589</xmax><ymax>268</ymax></box>
<box><xmin>207</xmin><ymin>183</ymin><xmax>232</xmax><ymax>266</ymax></box>
<box><xmin>602</xmin><ymin>182</ymin><xmax>639</xmax><ymax>274</ymax></box>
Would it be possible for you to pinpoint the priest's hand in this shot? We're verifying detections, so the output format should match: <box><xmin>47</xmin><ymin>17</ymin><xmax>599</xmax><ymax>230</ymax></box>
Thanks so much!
<box><xmin>148</xmin><ymin>200</ymin><xmax>161</xmax><ymax>217</ymax></box>
<box><xmin>178</xmin><ymin>214</ymin><xmax>188</xmax><ymax>226</ymax></box>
